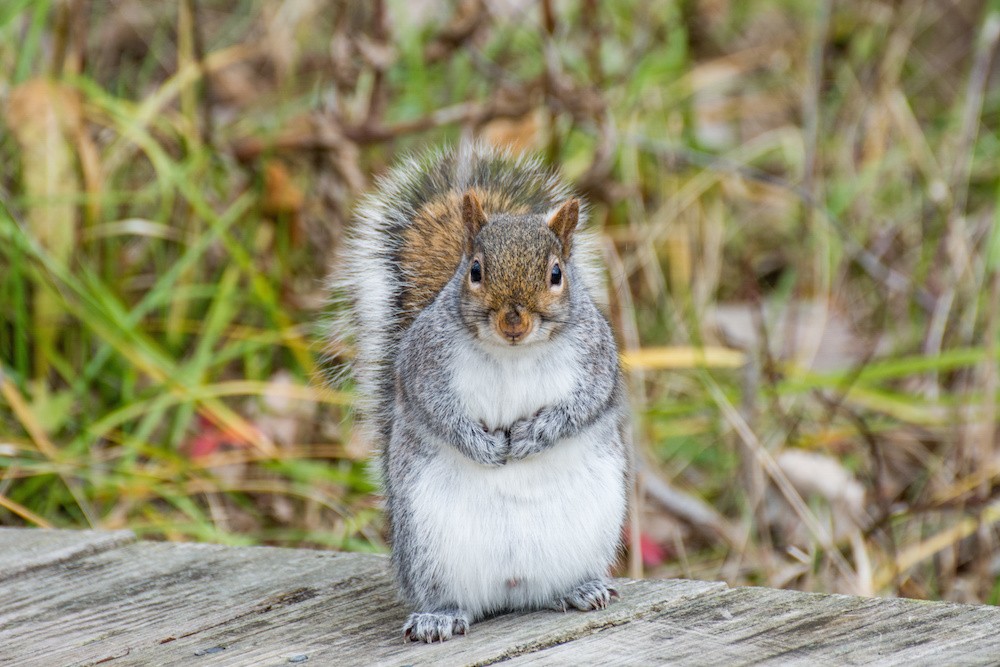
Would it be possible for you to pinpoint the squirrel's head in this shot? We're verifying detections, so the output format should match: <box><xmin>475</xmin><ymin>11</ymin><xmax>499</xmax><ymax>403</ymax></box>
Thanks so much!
<box><xmin>458</xmin><ymin>190</ymin><xmax>578</xmax><ymax>347</ymax></box>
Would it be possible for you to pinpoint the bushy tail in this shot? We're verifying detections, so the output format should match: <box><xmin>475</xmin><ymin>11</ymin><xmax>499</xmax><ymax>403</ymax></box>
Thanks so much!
<box><xmin>327</xmin><ymin>141</ymin><xmax>604</xmax><ymax>457</ymax></box>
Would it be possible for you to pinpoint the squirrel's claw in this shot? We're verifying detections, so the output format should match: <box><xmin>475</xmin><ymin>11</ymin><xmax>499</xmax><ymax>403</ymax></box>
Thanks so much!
<box><xmin>402</xmin><ymin>611</ymin><xmax>470</xmax><ymax>643</ymax></box>
<box><xmin>552</xmin><ymin>579</ymin><xmax>620</xmax><ymax>613</ymax></box>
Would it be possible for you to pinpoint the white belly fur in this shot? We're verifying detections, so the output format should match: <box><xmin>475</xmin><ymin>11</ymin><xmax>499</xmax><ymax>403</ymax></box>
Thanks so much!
<box><xmin>406</xmin><ymin>340</ymin><xmax>627</xmax><ymax>618</ymax></box>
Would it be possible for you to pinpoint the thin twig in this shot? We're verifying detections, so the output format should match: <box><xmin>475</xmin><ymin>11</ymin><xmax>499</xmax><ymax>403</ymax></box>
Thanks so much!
<box><xmin>923</xmin><ymin>6</ymin><xmax>1000</xmax><ymax>423</ymax></box>
<box><xmin>703</xmin><ymin>373</ymin><xmax>860</xmax><ymax>589</ymax></box>
<box><xmin>813</xmin><ymin>391</ymin><xmax>900</xmax><ymax>595</ymax></box>
<box><xmin>366</xmin><ymin>0</ymin><xmax>390</xmax><ymax>124</ymax></box>
<box><xmin>188</xmin><ymin>0</ymin><xmax>214</xmax><ymax>149</ymax></box>
<box><xmin>800</xmin><ymin>0</ymin><xmax>831</xmax><ymax>241</ymax></box>
<box><xmin>638</xmin><ymin>458</ymin><xmax>743</xmax><ymax>549</ymax></box>
<box><xmin>980</xmin><ymin>271</ymin><xmax>1000</xmax><ymax>498</ymax></box>
<box><xmin>232</xmin><ymin>95</ymin><xmax>538</xmax><ymax>160</ymax></box>
<box><xmin>0</xmin><ymin>364</ymin><xmax>98</xmax><ymax>527</ymax></box>
<box><xmin>424</xmin><ymin>0</ymin><xmax>486</xmax><ymax>63</ymax></box>
<box><xmin>603</xmin><ymin>236</ymin><xmax>645</xmax><ymax>579</ymax></box>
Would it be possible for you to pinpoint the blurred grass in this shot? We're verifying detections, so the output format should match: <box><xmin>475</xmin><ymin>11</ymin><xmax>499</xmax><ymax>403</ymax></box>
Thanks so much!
<box><xmin>1</xmin><ymin>0</ymin><xmax>1000</xmax><ymax>604</ymax></box>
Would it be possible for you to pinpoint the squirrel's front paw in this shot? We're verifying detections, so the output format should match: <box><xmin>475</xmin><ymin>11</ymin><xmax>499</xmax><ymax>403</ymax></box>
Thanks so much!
<box><xmin>551</xmin><ymin>579</ymin><xmax>620</xmax><ymax>612</ymax></box>
<box><xmin>403</xmin><ymin>610</ymin><xmax>470</xmax><ymax>643</ymax></box>
<box><xmin>508</xmin><ymin>415</ymin><xmax>551</xmax><ymax>460</ymax></box>
<box><xmin>474</xmin><ymin>426</ymin><xmax>509</xmax><ymax>467</ymax></box>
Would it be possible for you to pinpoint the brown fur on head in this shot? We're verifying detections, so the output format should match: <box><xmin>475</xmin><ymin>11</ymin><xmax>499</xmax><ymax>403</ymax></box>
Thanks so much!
<box><xmin>460</xmin><ymin>196</ymin><xmax>579</xmax><ymax>346</ymax></box>
<box><xmin>398</xmin><ymin>188</ymin><xmax>538</xmax><ymax>332</ymax></box>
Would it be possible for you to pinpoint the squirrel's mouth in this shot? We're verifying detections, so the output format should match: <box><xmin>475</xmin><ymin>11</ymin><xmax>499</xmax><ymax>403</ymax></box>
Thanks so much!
<box><xmin>501</xmin><ymin>331</ymin><xmax>527</xmax><ymax>344</ymax></box>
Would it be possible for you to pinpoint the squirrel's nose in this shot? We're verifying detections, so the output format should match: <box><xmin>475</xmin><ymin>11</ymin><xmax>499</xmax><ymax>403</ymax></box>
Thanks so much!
<box><xmin>497</xmin><ymin>306</ymin><xmax>530</xmax><ymax>341</ymax></box>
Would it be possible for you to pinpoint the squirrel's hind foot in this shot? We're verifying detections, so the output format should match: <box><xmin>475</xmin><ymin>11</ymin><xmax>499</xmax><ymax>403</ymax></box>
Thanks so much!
<box><xmin>403</xmin><ymin>610</ymin><xmax>470</xmax><ymax>643</ymax></box>
<box><xmin>552</xmin><ymin>579</ymin><xmax>620</xmax><ymax>612</ymax></box>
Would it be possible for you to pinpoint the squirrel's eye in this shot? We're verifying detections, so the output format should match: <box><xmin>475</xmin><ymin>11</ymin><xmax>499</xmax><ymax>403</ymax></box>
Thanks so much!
<box><xmin>550</xmin><ymin>263</ymin><xmax>562</xmax><ymax>286</ymax></box>
<box><xmin>470</xmin><ymin>259</ymin><xmax>482</xmax><ymax>283</ymax></box>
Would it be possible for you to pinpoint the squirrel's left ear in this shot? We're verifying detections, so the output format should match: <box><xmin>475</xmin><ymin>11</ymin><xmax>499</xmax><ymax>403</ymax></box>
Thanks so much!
<box><xmin>462</xmin><ymin>190</ymin><xmax>488</xmax><ymax>256</ymax></box>
<box><xmin>547</xmin><ymin>198</ymin><xmax>579</xmax><ymax>256</ymax></box>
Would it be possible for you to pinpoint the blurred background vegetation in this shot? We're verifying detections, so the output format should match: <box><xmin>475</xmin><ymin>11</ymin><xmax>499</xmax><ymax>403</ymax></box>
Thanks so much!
<box><xmin>2</xmin><ymin>0</ymin><xmax>1000</xmax><ymax>605</ymax></box>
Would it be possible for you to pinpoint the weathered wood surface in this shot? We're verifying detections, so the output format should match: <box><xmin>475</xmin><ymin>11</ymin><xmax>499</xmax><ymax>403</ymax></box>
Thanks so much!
<box><xmin>0</xmin><ymin>527</ymin><xmax>133</xmax><ymax>582</ymax></box>
<box><xmin>2</xmin><ymin>528</ymin><xmax>999</xmax><ymax>666</ymax></box>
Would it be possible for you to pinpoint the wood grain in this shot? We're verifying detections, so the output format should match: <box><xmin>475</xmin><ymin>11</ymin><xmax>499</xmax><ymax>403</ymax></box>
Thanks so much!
<box><xmin>0</xmin><ymin>527</ymin><xmax>134</xmax><ymax>582</ymax></box>
<box><xmin>114</xmin><ymin>571</ymin><xmax>722</xmax><ymax>667</ymax></box>
<box><xmin>506</xmin><ymin>585</ymin><xmax>1000</xmax><ymax>666</ymax></box>
<box><xmin>0</xmin><ymin>540</ymin><xmax>381</xmax><ymax>667</ymax></box>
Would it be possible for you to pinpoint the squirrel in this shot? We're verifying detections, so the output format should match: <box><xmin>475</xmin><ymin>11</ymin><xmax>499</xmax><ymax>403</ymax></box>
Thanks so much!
<box><xmin>332</xmin><ymin>142</ymin><xmax>630</xmax><ymax>643</ymax></box>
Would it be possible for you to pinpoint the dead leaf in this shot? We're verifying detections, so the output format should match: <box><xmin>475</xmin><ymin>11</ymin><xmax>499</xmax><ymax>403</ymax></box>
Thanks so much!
<box><xmin>263</xmin><ymin>161</ymin><xmax>304</xmax><ymax>246</ymax></box>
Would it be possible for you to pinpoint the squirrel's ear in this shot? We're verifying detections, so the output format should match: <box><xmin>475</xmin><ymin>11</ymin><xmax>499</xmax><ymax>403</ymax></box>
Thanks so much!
<box><xmin>547</xmin><ymin>198</ymin><xmax>579</xmax><ymax>255</ymax></box>
<box><xmin>462</xmin><ymin>190</ymin><xmax>488</xmax><ymax>255</ymax></box>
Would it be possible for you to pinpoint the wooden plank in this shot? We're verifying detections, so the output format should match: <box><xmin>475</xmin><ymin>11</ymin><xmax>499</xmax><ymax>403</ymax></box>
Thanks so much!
<box><xmin>0</xmin><ymin>531</ymin><xmax>723</xmax><ymax>667</ymax></box>
<box><xmin>0</xmin><ymin>541</ymin><xmax>384</xmax><ymax>667</ymax></box>
<box><xmin>504</xmin><ymin>585</ymin><xmax>1000</xmax><ymax>666</ymax></box>
<box><xmin>112</xmin><ymin>573</ymin><xmax>723</xmax><ymax>667</ymax></box>
<box><xmin>0</xmin><ymin>527</ymin><xmax>135</xmax><ymax>582</ymax></box>
<box><xmin>8</xmin><ymin>529</ymin><xmax>998</xmax><ymax>666</ymax></box>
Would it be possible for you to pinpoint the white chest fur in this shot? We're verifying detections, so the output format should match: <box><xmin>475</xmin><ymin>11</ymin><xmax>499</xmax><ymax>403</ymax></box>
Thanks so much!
<box><xmin>405</xmin><ymin>338</ymin><xmax>626</xmax><ymax>618</ymax></box>
<box><xmin>450</xmin><ymin>339</ymin><xmax>578</xmax><ymax>430</ymax></box>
